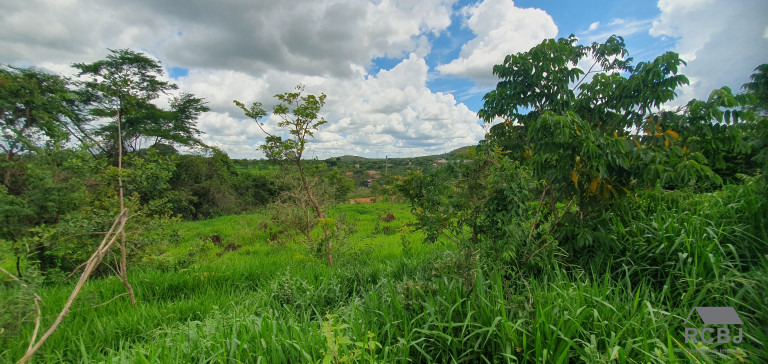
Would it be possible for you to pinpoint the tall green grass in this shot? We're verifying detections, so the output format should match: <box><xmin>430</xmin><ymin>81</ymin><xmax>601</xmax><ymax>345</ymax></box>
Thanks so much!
<box><xmin>1</xmin><ymin>189</ymin><xmax>765</xmax><ymax>363</ymax></box>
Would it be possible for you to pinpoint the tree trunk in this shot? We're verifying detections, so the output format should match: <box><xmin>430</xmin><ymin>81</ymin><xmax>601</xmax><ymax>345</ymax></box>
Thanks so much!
<box><xmin>116</xmin><ymin>108</ymin><xmax>136</xmax><ymax>306</ymax></box>
<box><xmin>16</xmin><ymin>256</ymin><xmax>22</xmax><ymax>278</ymax></box>
<box><xmin>296</xmin><ymin>161</ymin><xmax>332</xmax><ymax>266</ymax></box>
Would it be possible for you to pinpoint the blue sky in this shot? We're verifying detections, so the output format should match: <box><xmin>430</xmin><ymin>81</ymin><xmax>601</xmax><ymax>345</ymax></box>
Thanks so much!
<box><xmin>2</xmin><ymin>0</ymin><xmax>766</xmax><ymax>158</ymax></box>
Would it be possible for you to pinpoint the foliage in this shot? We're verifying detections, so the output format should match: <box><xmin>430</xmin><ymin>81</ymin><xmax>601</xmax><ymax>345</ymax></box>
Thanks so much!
<box><xmin>0</xmin><ymin>146</ymin><xmax>180</xmax><ymax>278</ymax></box>
<box><xmin>0</xmin><ymin>67</ymin><xmax>76</xmax><ymax>159</ymax></box>
<box><xmin>480</xmin><ymin>35</ymin><xmax>721</xmax><ymax>216</ymax></box>
<box><xmin>1</xmin><ymin>200</ymin><xmax>764</xmax><ymax>363</ymax></box>
<box><xmin>743</xmin><ymin>64</ymin><xmax>768</xmax><ymax>190</ymax></box>
<box><xmin>235</xmin><ymin>85</ymin><xmax>336</xmax><ymax>265</ymax></box>
<box><xmin>324</xmin><ymin>167</ymin><xmax>356</xmax><ymax>201</ymax></box>
<box><xmin>234</xmin><ymin>84</ymin><xmax>327</xmax><ymax>166</ymax></box>
<box><xmin>165</xmin><ymin>148</ymin><xmax>278</xmax><ymax>219</ymax></box>
<box><xmin>397</xmin><ymin>147</ymin><xmax>572</xmax><ymax>275</ymax></box>
<box><xmin>73</xmin><ymin>49</ymin><xmax>208</xmax><ymax>157</ymax></box>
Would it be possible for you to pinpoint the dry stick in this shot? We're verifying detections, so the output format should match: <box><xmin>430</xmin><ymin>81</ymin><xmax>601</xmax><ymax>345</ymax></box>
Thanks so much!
<box><xmin>0</xmin><ymin>265</ymin><xmax>25</xmax><ymax>286</ymax></box>
<box><xmin>16</xmin><ymin>209</ymin><xmax>127</xmax><ymax>364</ymax></box>
<box><xmin>27</xmin><ymin>295</ymin><xmax>42</xmax><ymax>353</ymax></box>
<box><xmin>0</xmin><ymin>264</ymin><xmax>40</xmax><ymax>342</ymax></box>
<box><xmin>528</xmin><ymin>187</ymin><xmax>549</xmax><ymax>242</ymax></box>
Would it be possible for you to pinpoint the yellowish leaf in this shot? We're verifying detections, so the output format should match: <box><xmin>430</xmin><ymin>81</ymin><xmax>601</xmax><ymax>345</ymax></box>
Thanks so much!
<box><xmin>665</xmin><ymin>129</ymin><xmax>679</xmax><ymax>139</ymax></box>
<box><xmin>571</xmin><ymin>170</ymin><xmax>579</xmax><ymax>185</ymax></box>
<box><xmin>664</xmin><ymin>138</ymin><xmax>670</xmax><ymax>148</ymax></box>
<box><xmin>589</xmin><ymin>175</ymin><xmax>600</xmax><ymax>194</ymax></box>
<box><xmin>633</xmin><ymin>138</ymin><xmax>642</xmax><ymax>149</ymax></box>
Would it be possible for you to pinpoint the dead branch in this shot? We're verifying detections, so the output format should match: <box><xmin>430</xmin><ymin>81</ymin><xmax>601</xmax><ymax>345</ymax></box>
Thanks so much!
<box><xmin>0</xmin><ymin>266</ymin><xmax>25</xmax><ymax>287</ymax></box>
<box><xmin>27</xmin><ymin>295</ymin><xmax>42</xmax><ymax>353</ymax></box>
<box><xmin>16</xmin><ymin>209</ymin><xmax>128</xmax><ymax>364</ymax></box>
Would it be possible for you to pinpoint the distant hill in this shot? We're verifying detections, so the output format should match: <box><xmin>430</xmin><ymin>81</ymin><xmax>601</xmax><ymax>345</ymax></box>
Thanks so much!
<box><xmin>326</xmin><ymin>146</ymin><xmax>472</xmax><ymax>163</ymax></box>
<box><xmin>233</xmin><ymin>146</ymin><xmax>476</xmax><ymax>175</ymax></box>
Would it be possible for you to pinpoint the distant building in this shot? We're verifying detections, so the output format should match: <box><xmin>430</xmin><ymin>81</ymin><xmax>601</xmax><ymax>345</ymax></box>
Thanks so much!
<box><xmin>345</xmin><ymin>171</ymin><xmax>354</xmax><ymax>176</ymax></box>
<box><xmin>434</xmin><ymin>158</ymin><xmax>447</xmax><ymax>164</ymax></box>
<box><xmin>354</xmin><ymin>164</ymin><xmax>360</xmax><ymax>168</ymax></box>
<box><xmin>365</xmin><ymin>170</ymin><xmax>379</xmax><ymax>176</ymax></box>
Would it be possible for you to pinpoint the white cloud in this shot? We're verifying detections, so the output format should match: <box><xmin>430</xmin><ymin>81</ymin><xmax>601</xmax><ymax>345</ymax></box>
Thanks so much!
<box><xmin>182</xmin><ymin>54</ymin><xmax>485</xmax><ymax>159</ymax></box>
<box><xmin>650</xmin><ymin>0</ymin><xmax>768</xmax><ymax>103</ymax></box>
<box><xmin>437</xmin><ymin>0</ymin><xmax>558</xmax><ymax>86</ymax></box>
<box><xmin>0</xmin><ymin>0</ymin><xmax>487</xmax><ymax>158</ymax></box>
<box><xmin>579</xmin><ymin>18</ymin><xmax>654</xmax><ymax>44</ymax></box>
<box><xmin>0</xmin><ymin>0</ymin><xmax>456</xmax><ymax>79</ymax></box>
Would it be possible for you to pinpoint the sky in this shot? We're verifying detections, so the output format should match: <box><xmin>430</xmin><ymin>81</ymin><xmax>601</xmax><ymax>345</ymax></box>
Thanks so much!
<box><xmin>2</xmin><ymin>0</ymin><xmax>767</xmax><ymax>159</ymax></box>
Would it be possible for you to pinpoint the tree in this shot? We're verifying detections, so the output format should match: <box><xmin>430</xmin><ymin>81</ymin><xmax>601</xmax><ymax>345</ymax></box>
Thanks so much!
<box><xmin>73</xmin><ymin>49</ymin><xmax>208</xmax><ymax>157</ymax></box>
<box><xmin>0</xmin><ymin>67</ymin><xmax>78</xmax><ymax>187</ymax></box>
<box><xmin>235</xmin><ymin>85</ymin><xmax>336</xmax><ymax>265</ymax></box>
<box><xmin>74</xmin><ymin>48</ymin><xmax>177</xmax><ymax>306</ymax></box>
<box><xmin>658</xmin><ymin>86</ymin><xmax>758</xmax><ymax>182</ymax></box>
<box><xmin>742</xmin><ymin>64</ymin><xmax>768</xmax><ymax>189</ymax></box>
<box><xmin>479</xmin><ymin>35</ymin><xmax>719</xmax><ymax>217</ymax></box>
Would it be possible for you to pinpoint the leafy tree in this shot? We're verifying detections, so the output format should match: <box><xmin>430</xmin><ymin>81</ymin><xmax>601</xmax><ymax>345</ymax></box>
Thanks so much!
<box><xmin>656</xmin><ymin>86</ymin><xmax>759</xmax><ymax>183</ymax></box>
<box><xmin>479</xmin><ymin>35</ymin><xmax>719</xmax><ymax>217</ymax></box>
<box><xmin>744</xmin><ymin>64</ymin><xmax>768</xmax><ymax>116</ymax></box>
<box><xmin>743</xmin><ymin>64</ymin><xmax>768</xmax><ymax>189</ymax></box>
<box><xmin>73</xmin><ymin>49</ymin><xmax>208</xmax><ymax>157</ymax></box>
<box><xmin>164</xmin><ymin>148</ymin><xmax>278</xmax><ymax>219</ymax></box>
<box><xmin>0</xmin><ymin>67</ymin><xmax>81</xmax><ymax>187</ymax></box>
<box><xmin>74</xmin><ymin>48</ymin><xmax>198</xmax><ymax>305</ymax></box>
<box><xmin>397</xmin><ymin>147</ymin><xmax>572</xmax><ymax>277</ymax></box>
<box><xmin>235</xmin><ymin>85</ymin><xmax>336</xmax><ymax>265</ymax></box>
<box><xmin>324</xmin><ymin>167</ymin><xmax>356</xmax><ymax>201</ymax></box>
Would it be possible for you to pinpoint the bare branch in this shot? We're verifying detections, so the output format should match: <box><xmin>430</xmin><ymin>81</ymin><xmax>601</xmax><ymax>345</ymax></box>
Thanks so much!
<box><xmin>27</xmin><ymin>295</ymin><xmax>42</xmax><ymax>353</ymax></box>
<box><xmin>16</xmin><ymin>209</ymin><xmax>128</xmax><ymax>364</ymax></box>
<box><xmin>0</xmin><ymin>265</ymin><xmax>24</xmax><ymax>286</ymax></box>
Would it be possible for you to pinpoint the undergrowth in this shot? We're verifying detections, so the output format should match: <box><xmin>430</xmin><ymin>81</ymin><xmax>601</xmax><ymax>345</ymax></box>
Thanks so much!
<box><xmin>1</xmin><ymin>188</ymin><xmax>765</xmax><ymax>363</ymax></box>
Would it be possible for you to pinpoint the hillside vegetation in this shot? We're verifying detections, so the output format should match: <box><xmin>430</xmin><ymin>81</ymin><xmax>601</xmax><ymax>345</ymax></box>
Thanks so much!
<box><xmin>2</xmin><ymin>37</ymin><xmax>767</xmax><ymax>363</ymax></box>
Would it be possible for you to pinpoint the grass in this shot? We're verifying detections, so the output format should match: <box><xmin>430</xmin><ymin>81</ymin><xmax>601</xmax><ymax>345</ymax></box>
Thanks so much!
<box><xmin>1</xmin><ymin>191</ymin><xmax>766</xmax><ymax>363</ymax></box>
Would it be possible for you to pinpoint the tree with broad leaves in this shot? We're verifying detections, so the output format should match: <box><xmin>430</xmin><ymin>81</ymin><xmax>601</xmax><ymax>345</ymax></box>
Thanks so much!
<box><xmin>479</xmin><ymin>35</ymin><xmax>721</xmax><ymax>218</ymax></box>
<box><xmin>742</xmin><ymin>64</ymin><xmax>768</xmax><ymax>189</ymax></box>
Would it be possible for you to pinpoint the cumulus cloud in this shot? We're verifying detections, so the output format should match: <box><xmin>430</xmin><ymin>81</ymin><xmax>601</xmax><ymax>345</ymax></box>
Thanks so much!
<box><xmin>437</xmin><ymin>0</ymin><xmax>557</xmax><ymax>86</ymax></box>
<box><xmin>0</xmin><ymin>0</ymin><xmax>455</xmax><ymax>78</ymax></box>
<box><xmin>189</xmin><ymin>54</ymin><xmax>485</xmax><ymax>158</ymax></box>
<box><xmin>650</xmin><ymin>0</ymin><xmax>768</xmax><ymax>103</ymax></box>
<box><xmin>0</xmin><ymin>0</ymin><xmax>488</xmax><ymax>158</ymax></box>
<box><xmin>579</xmin><ymin>18</ymin><xmax>654</xmax><ymax>45</ymax></box>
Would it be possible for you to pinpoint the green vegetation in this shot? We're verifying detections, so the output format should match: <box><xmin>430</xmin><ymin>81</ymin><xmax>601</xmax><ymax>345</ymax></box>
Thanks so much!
<box><xmin>2</xmin><ymin>194</ymin><xmax>765</xmax><ymax>362</ymax></box>
<box><xmin>2</xmin><ymin>37</ymin><xmax>767</xmax><ymax>363</ymax></box>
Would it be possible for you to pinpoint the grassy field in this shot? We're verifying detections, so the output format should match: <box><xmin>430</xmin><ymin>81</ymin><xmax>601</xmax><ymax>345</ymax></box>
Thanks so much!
<box><xmin>1</xmin><ymin>197</ymin><xmax>766</xmax><ymax>363</ymax></box>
